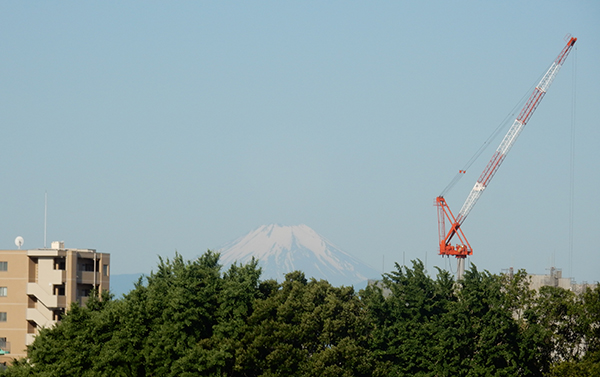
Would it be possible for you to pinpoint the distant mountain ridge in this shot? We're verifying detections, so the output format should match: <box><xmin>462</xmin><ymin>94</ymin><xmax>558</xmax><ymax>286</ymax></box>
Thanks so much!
<box><xmin>217</xmin><ymin>224</ymin><xmax>381</xmax><ymax>287</ymax></box>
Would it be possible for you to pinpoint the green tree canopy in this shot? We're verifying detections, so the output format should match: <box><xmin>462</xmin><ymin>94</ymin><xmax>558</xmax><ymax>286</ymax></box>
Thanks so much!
<box><xmin>2</xmin><ymin>252</ymin><xmax>596</xmax><ymax>377</ymax></box>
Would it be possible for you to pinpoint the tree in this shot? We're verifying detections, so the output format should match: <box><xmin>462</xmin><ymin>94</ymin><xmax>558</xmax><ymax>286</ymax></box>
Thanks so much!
<box><xmin>539</xmin><ymin>283</ymin><xmax>600</xmax><ymax>375</ymax></box>
<box><xmin>362</xmin><ymin>260</ymin><xmax>455</xmax><ymax>375</ymax></box>
<box><xmin>581</xmin><ymin>283</ymin><xmax>600</xmax><ymax>354</ymax></box>
<box><xmin>1</xmin><ymin>290</ymin><xmax>116</xmax><ymax>377</ymax></box>
<box><xmin>3</xmin><ymin>251</ymin><xmax>236</xmax><ymax>376</ymax></box>
<box><xmin>234</xmin><ymin>272</ymin><xmax>385</xmax><ymax>376</ymax></box>
<box><xmin>169</xmin><ymin>257</ymin><xmax>263</xmax><ymax>376</ymax></box>
<box><xmin>531</xmin><ymin>285</ymin><xmax>587</xmax><ymax>364</ymax></box>
<box><xmin>3</xmin><ymin>252</ymin><xmax>582</xmax><ymax>376</ymax></box>
<box><xmin>547</xmin><ymin>348</ymin><xmax>600</xmax><ymax>376</ymax></box>
<box><xmin>436</xmin><ymin>266</ymin><xmax>537</xmax><ymax>376</ymax></box>
<box><xmin>499</xmin><ymin>269</ymin><xmax>536</xmax><ymax>323</ymax></box>
<box><xmin>363</xmin><ymin>261</ymin><xmax>549</xmax><ymax>376</ymax></box>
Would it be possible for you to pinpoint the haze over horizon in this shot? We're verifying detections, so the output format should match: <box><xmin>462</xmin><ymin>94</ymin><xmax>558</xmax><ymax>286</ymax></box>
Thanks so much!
<box><xmin>1</xmin><ymin>2</ymin><xmax>598</xmax><ymax>283</ymax></box>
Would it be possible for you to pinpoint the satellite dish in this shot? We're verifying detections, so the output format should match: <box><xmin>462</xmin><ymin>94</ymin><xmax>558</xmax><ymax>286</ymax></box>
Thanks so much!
<box><xmin>15</xmin><ymin>236</ymin><xmax>24</xmax><ymax>249</ymax></box>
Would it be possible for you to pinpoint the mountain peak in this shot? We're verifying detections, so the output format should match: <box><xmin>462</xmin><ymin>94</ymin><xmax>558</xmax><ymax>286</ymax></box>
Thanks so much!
<box><xmin>217</xmin><ymin>224</ymin><xmax>380</xmax><ymax>286</ymax></box>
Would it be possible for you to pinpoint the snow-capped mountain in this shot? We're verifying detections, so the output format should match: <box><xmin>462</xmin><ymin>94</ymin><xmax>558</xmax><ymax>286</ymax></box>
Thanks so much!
<box><xmin>217</xmin><ymin>224</ymin><xmax>381</xmax><ymax>287</ymax></box>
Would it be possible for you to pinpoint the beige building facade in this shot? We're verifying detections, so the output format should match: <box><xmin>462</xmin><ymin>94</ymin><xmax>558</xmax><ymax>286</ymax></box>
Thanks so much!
<box><xmin>528</xmin><ymin>267</ymin><xmax>572</xmax><ymax>291</ymax></box>
<box><xmin>0</xmin><ymin>241</ymin><xmax>109</xmax><ymax>364</ymax></box>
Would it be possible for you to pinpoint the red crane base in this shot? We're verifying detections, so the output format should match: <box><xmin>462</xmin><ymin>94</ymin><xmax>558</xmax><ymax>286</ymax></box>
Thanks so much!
<box><xmin>435</xmin><ymin>196</ymin><xmax>473</xmax><ymax>258</ymax></box>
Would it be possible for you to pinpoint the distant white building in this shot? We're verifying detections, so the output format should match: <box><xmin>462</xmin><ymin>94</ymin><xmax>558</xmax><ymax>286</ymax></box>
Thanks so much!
<box><xmin>529</xmin><ymin>267</ymin><xmax>571</xmax><ymax>290</ymax></box>
<box><xmin>523</xmin><ymin>267</ymin><xmax>590</xmax><ymax>294</ymax></box>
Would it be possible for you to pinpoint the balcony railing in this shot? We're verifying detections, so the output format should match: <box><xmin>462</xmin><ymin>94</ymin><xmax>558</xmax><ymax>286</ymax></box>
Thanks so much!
<box><xmin>27</xmin><ymin>283</ymin><xmax>66</xmax><ymax>309</ymax></box>
<box><xmin>26</xmin><ymin>308</ymin><xmax>56</xmax><ymax>328</ymax></box>
<box><xmin>0</xmin><ymin>341</ymin><xmax>10</xmax><ymax>355</ymax></box>
<box><xmin>78</xmin><ymin>271</ymin><xmax>100</xmax><ymax>284</ymax></box>
<box><xmin>47</xmin><ymin>269</ymin><xmax>66</xmax><ymax>284</ymax></box>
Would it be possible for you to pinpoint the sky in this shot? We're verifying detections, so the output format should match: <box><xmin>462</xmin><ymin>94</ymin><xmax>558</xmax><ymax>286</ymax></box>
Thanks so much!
<box><xmin>1</xmin><ymin>1</ymin><xmax>599</xmax><ymax>283</ymax></box>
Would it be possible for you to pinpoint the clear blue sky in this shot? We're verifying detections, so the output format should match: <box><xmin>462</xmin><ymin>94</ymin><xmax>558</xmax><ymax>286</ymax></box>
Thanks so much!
<box><xmin>1</xmin><ymin>2</ymin><xmax>598</xmax><ymax>282</ymax></box>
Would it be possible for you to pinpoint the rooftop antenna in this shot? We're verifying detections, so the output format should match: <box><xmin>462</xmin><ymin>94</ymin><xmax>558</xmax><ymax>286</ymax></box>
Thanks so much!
<box><xmin>44</xmin><ymin>192</ymin><xmax>47</xmax><ymax>248</ymax></box>
<box><xmin>15</xmin><ymin>236</ymin><xmax>24</xmax><ymax>249</ymax></box>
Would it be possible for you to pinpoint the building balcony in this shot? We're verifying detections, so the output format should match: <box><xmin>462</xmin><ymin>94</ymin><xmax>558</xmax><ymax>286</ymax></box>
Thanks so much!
<box><xmin>45</xmin><ymin>269</ymin><xmax>66</xmax><ymax>284</ymax></box>
<box><xmin>0</xmin><ymin>341</ymin><xmax>10</xmax><ymax>355</ymax></box>
<box><xmin>78</xmin><ymin>271</ymin><xmax>101</xmax><ymax>285</ymax></box>
<box><xmin>27</xmin><ymin>283</ymin><xmax>66</xmax><ymax>309</ymax></box>
<box><xmin>26</xmin><ymin>308</ymin><xmax>56</xmax><ymax>329</ymax></box>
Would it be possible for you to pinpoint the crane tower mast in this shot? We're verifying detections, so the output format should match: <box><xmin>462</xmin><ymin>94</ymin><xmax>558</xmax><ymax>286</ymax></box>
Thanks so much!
<box><xmin>436</xmin><ymin>36</ymin><xmax>577</xmax><ymax>279</ymax></box>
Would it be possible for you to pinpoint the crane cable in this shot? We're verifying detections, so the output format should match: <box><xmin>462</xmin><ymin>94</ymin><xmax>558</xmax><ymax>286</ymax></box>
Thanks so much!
<box><xmin>569</xmin><ymin>46</ymin><xmax>577</xmax><ymax>279</ymax></box>
<box><xmin>439</xmin><ymin>65</ymin><xmax>553</xmax><ymax>198</ymax></box>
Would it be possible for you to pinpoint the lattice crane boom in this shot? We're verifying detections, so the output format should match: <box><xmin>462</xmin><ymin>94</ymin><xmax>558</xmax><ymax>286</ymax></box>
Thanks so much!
<box><xmin>436</xmin><ymin>36</ymin><xmax>577</xmax><ymax>279</ymax></box>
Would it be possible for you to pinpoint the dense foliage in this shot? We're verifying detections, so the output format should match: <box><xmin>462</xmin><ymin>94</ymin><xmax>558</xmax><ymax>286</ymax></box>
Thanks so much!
<box><xmin>2</xmin><ymin>251</ymin><xmax>598</xmax><ymax>376</ymax></box>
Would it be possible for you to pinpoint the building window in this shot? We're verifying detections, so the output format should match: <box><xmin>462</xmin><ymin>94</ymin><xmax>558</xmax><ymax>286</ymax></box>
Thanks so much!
<box><xmin>0</xmin><ymin>312</ymin><xmax>6</xmax><ymax>322</ymax></box>
<box><xmin>103</xmin><ymin>264</ymin><xmax>109</xmax><ymax>276</ymax></box>
<box><xmin>54</xmin><ymin>257</ymin><xmax>65</xmax><ymax>270</ymax></box>
<box><xmin>0</xmin><ymin>261</ymin><xmax>7</xmax><ymax>271</ymax></box>
<box><xmin>53</xmin><ymin>285</ymin><xmax>65</xmax><ymax>296</ymax></box>
<box><xmin>79</xmin><ymin>262</ymin><xmax>95</xmax><ymax>272</ymax></box>
<box><xmin>0</xmin><ymin>287</ymin><xmax>6</xmax><ymax>297</ymax></box>
<box><xmin>53</xmin><ymin>309</ymin><xmax>64</xmax><ymax>321</ymax></box>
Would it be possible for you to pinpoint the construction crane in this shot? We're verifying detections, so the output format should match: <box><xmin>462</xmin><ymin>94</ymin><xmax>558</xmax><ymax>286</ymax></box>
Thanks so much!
<box><xmin>436</xmin><ymin>36</ymin><xmax>577</xmax><ymax>279</ymax></box>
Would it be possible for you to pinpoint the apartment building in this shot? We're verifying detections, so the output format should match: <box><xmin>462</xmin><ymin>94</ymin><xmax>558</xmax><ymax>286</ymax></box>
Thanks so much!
<box><xmin>0</xmin><ymin>241</ymin><xmax>109</xmax><ymax>364</ymax></box>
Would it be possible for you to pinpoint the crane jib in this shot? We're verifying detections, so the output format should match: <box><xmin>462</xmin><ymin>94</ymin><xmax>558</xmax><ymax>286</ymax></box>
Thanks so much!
<box><xmin>435</xmin><ymin>37</ymin><xmax>577</xmax><ymax>276</ymax></box>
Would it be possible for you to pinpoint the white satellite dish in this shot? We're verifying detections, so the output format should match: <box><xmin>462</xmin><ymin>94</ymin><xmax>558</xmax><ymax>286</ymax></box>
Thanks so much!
<box><xmin>15</xmin><ymin>236</ymin><xmax>24</xmax><ymax>249</ymax></box>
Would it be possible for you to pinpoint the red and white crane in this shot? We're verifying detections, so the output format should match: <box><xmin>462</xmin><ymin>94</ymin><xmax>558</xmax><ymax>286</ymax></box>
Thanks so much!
<box><xmin>436</xmin><ymin>36</ymin><xmax>577</xmax><ymax>279</ymax></box>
